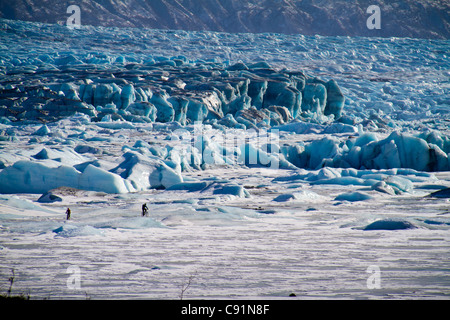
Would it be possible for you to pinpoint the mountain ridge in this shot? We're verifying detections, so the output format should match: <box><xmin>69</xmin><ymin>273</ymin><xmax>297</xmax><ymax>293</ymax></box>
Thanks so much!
<box><xmin>0</xmin><ymin>0</ymin><xmax>449</xmax><ymax>39</ymax></box>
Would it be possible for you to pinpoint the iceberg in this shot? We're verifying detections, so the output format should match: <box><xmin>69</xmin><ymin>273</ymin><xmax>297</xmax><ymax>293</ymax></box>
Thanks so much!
<box><xmin>111</xmin><ymin>151</ymin><xmax>183</xmax><ymax>190</ymax></box>
<box><xmin>358</xmin><ymin>132</ymin><xmax>450</xmax><ymax>172</ymax></box>
<box><xmin>0</xmin><ymin>160</ymin><xmax>133</xmax><ymax>194</ymax></box>
<box><xmin>274</xmin><ymin>131</ymin><xmax>450</xmax><ymax>172</ymax></box>
<box><xmin>79</xmin><ymin>164</ymin><xmax>133</xmax><ymax>194</ymax></box>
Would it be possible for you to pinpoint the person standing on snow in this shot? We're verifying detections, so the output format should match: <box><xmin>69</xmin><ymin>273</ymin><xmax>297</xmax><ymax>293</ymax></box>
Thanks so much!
<box><xmin>142</xmin><ymin>203</ymin><xmax>149</xmax><ymax>217</ymax></box>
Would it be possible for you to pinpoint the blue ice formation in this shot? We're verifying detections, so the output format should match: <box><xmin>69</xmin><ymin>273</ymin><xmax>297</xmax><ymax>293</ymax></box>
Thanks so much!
<box><xmin>334</xmin><ymin>191</ymin><xmax>373</xmax><ymax>202</ymax></box>
<box><xmin>0</xmin><ymin>42</ymin><xmax>346</xmax><ymax>128</ymax></box>
<box><xmin>166</xmin><ymin>180</ymin><xmax>250</xmax><ymax>198</ymax></box>
<box><xmin>212</xmin><ymin>183</ymin><xmax>250</xmax><ymax>198</ymax></box>
<box><xmin>0</xmin><ymin>150</ymin><xmax>184</xmax><ymax>194</ymax></box>
<box><xmin>273</xmin><ymin>167</ymin><xmax>434</xmax><ymax>194</ymax></box>
<box><xmin>167</xmin><ymin>181</ymin><xmax>209</xmax><ymax>192</ymax></box>
<box><xmin>110</xmin><ymin>151</ymin><xmax>183</xmax><ymax>190</ymax></box>
<box><xmin>278</xmin><ymin>131</ymin><xmax>450</xmax><ymax>172</ymax></box>
<box><xmin>0</xmin><ymin>161</ymin><xmax>133</xmax><ymax>194</ymax></box>
<box><xmin>53</xmin><ymin>225</ymin><xmax>104</xmax><ymax>237</ymax></box>
<box><xmin>363</xmin><ymin>219</ymin><xmax>416</xmax><ymax>231</ymax></box>
<box><xmin>273</xmin><ymin>193</ymin><xmax>299</xmax><ymax>202</ymax></box>
<box><xmin>427</xmin><ymin>188</ymin><xmax>450</xmax><ymax>199</ymax></box>
<box><xmin>33</xmin><ymin>125</ymin><xmax>51</xmax><ymax>136</ymax></box>
<box><xmin>37</xmin><ymin>191</ymin><xmax>63</xmax><ymax>203</ymax></box>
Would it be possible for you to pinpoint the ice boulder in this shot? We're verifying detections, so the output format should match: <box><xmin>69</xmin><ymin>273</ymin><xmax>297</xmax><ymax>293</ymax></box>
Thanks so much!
<box><xmin>371</xmin><ymin>181</ymin><xmax>397</xmax><ymax>195</ymax></box>
<box><xmin>273</xmin><ymin>193</ymin><xmax>298</xmax><ymax>202</ymax></box>
<box><xmin>32</xmin><ymin>148</ymin><xmax>50</xmax><ymax>160</ymax></box>
<box><xmin>95</xmin><ymin>120</ymin><xmax>136</xmax><ymax>130</ymax></box>
<box><xmin>74</xmin><ymin>144</ymin><xmax>102</xmax><ymax>155</ymax></box>
<box><xmin>311</xmin><ymin>176</ymin><xmax>367</xmax><ymax>186</ymax></box>
<box><xmin>387</xmin><ymin>132</ymin><xmax>432</xmax><ymax>171</ymax></box>
<box><xmin>267</xmin><ymin>105</ymin><xmax>293</xmax><ymax>124</ymax></box>
<box><xmin>194</xmin><ymin>135</ymin><xmax>234</xmax><ymax>168</ymax></box>
<box><xmin>335</xmin><ymin>191</ymin><xmax>373</xmax><ymax>202</ymax></box>
<box><xmin>273</xmin><ymin>120</ymin><xmax>323</xmax><ymax>134</ymax></box>
<box><xmin>53</xmin><ymin>225</ymin><xmax>104</xmax><ymax>237</ymax></box>
<box><xmin>384</xmin><ymin>176</ymin><xmax>413</xmax><ymax>193</ymax></box>
<box><xmin>363</xmin><ymin>219</ymin><xmax>416</xmax><ymax>231</ymax></box>
<box><xmin>37</xmin><ymin>191</ymin><xmax>63</xmax><ymax>203</ymax></box>
<box><xmin>33</xmin><ymin>124</ymin><xmax>51</xmax><ymax>136</ymax></box>
<box><xmin>263</xmin><ymin>83</ymin><xmax>302</xmax><ymax>119</ymax></box>
<box><xmin>217</xmin><ymin>114</ymin><xmax>244</xmax><ymax>129</ymax></box>
<box><xmin>273</xmin><ymin>190</ymin><xmax>323</xmax><ymax>202</ymax></box>
<box><xmin>212</xmin><ymin>183</ymin><xmax>250</xmax><ymax>198</ymax></box>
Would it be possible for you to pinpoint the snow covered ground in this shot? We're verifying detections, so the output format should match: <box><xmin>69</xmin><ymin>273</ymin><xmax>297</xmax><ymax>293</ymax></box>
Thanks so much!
<box><xmin>0</xmin><ymin>19</ymin><xmax>449</xmax><ymax>299</ymax></box>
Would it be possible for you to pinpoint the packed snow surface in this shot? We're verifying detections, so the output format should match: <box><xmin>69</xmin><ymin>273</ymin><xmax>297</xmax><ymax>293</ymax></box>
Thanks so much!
<box><xmin>0</xmin><ymin>19</ymin><xmax>449</xmax><ymax>299</ymax></box>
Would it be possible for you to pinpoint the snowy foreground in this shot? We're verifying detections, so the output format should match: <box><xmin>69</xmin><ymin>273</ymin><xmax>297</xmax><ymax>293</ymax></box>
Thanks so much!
<box><xmin>0</xmin><ymin>19</ymin><xmax>449</xmax><ymax>299</ymax></box>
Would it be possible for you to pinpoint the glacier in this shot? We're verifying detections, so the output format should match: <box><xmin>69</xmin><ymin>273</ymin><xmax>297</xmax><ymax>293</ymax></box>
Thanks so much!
<box><xmin>0</xmin><ymin>18</ymin><xmax>449</xmax><ymax>300</ymax></box>
<box><xmin>1</xmin><ymin>17</ymin><xmax>449</xmax><ymax>194</ymax></box>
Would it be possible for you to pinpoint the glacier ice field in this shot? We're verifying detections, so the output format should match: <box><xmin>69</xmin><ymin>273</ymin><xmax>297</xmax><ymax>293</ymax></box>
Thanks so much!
<box><xmin>0</xmin><ymin>19</ymin><xmax>449</xmax><ymax>299</ymax></box>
